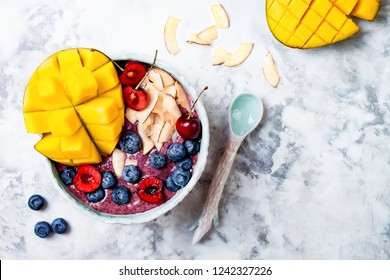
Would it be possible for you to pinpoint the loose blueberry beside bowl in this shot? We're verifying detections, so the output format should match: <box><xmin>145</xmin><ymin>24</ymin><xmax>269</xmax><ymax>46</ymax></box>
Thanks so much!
<box><xmin>28</xmin><ymin>194</ymin><xmax>45</xmax><ymax>211</ymax></box>
<box><xmin>34</xmin><ymin>221</ymin><xmax>51</xmax><ymax>238</ymax></box>
<box><xmin>51</xmin><ymin>218</ymin><xmax>68</xmax><ymax>234</ymax></box>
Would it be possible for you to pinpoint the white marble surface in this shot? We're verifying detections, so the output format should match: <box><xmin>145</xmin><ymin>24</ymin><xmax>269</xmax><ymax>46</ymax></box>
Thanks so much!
<box><xmin>1</xmin><ymin>0</ymin><xmax>390</xmax><ymax>259</ymax></box>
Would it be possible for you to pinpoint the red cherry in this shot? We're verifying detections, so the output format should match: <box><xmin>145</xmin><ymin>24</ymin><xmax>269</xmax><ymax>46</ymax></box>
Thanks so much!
<box><xmin>176</xmin><ymin>116</ymin><xmax>201</xmax><ymax>140</ymax></box>
<box><xmin>73</xmin><ymin>165</ymin><xmax>102</xmax><ymax>193</ymax></box>
<box><xmin>123</xmin><ymin>86</ymin><xmax>148</xmax><ymax>111</ymax></box>
<box><xmin>137</xmin><ymin>177</ymin><xmax>164</xmax><ymax>204</ymax></box>
<box><xmin>119</xmin><ymin>62</ymin><xmax>146</xmax><ymax>87</ymax></box>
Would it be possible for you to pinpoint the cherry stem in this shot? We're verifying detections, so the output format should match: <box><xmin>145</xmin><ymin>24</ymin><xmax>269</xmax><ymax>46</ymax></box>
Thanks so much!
<box><xmin>188</xmin><ymin>86</ymin><xmax>208</xmax><ymax>120</ymax></box>
<box><xmin>135</xmin><ymin>50</ymin><xmax>158</xmax><ymax>90</ymax></box>
<box><xmin>91</xmin><ymin>48</ymin><xmax>124</xmax><ymax>72</ymax></box>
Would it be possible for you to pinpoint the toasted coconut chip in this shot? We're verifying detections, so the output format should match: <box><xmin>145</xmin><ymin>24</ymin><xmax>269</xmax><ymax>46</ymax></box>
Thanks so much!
<box><xmin>223</xmin><ymin>42</ymin><xmax>254</xmax><ymax>67</ymax></box>
<box><xmin>138</xmin><ymin>121</ymin><xmax>154</xmax><ymax>155</ymax></box>
<box><xmin>210</xmin><ymin>3</ymin><xmax>230</xmax><ymax>29</ymax></box>
<box><xmin>175</xmin><ymin>81</ymin><xmax>191</xmax><ymax>112</ymax></box>
<box><xmin>164</xmin><ymin>16</ymin><xmax>181</xmax><ymax>55</ymax></box>
<box><xmin>125</xmin><ymin>90</ymin><xmax>159</xmax><ymax>124</ymax></box>
<box><xmin>125</xmin><ymin>158</ymin><xmax>138</xmax><ymax>166</ymax></box>
<box><xmin>150</xmin><ymin>124</ymin><xmax>164</xmax><ymax>151</ymax></box>
<box><xmin>159</xmin><ymin>122</ymin><xmax>175</xmax><ymax>143</ymax></box>
<box><xmin>212</xmin><ymin>46</ymin><xmax>231</xmax><ymax>65</ymax></box>
<box><xmin>263</xmin><ymin>51</ymin><xmax>280</xmax><ymax>88</ymax></box>
<box><xmin>148</xmin><ymin>70</ymin><xmax>164</xmax><ymax>91</ymax></box>
<box><xmin>163</xmin><ymin>94</ymin><xmax>182</xmax><ymax>124</ymax></box>
<box><xmin>153</xmin><ymin>68</ymin><xmax>175</xmax><ymax>87</ymax></box>
<box><xmin>187</xmin><ymin>26</ymin><xmax>218</xmax><ymax>45</ymax></box>
<box><xmin>162</xmin><ymin>84</ymin><xmax>177</xmax><ymax>97</ymax></box>
<box><xmin>112</xmin><ymin>148</ymin><xmax>126</xmax><ymax>177</ymax></box>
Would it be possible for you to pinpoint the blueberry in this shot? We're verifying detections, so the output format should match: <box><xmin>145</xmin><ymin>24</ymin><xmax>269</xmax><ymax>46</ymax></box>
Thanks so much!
<box><xmin>171</xmin><ymin>168</ymin><xmax>191</xmax><ymax>187</ymax></box>
<box><xmin>86</xmin><ymin>188</ymin><xmax>106</xmax><ymax>203</ymax></box>
<box><xmin>101</xmin><ymin>171</ymin><xmax>117</xmax><ymax>189</ymax></box>
<box><xmin>122</xmin><ymin>165</ymin><xmax>140</xmax><ymax>183</ymax></box>
<box><xmin>119</xmin><ymin>131</ymin><xmax>141</xmax><ymax>154</ymax></box>
<box><xmin>149</xmin><ymin>152</ymin><xmax>166</xmax><ymax>169</ymax></box>
<box><xmin>167</xmin><ymin>143</ymin><xmax>186</xmax><ymax>162</ymax></box>
<box><xmin>177</xmin><ymin>157</ymin><xmax>193</xmax><ymax>171</ymax></box>
<box><xmin>28</xmin><ymin>194</ymin><xmax>45</xmax><ymax>211</ymax></box>
<box><xmin>165</xmin><ymin>176</ymin><xmax>181</xmax><ymax>192</ymax></box>
<box><xmin>51</xmin><ymin>218</ymin><xmax>68</xmax><ymax>234</ymax></box>
<box><xmin>34</xmin><ymin>221</ymin><xmax>51</xmax><ymax>238</ymax></box>
<box><xmin>60</xmin><ymin>167</ymin><xmax>76</xmax><ymax>185</ymax></box>
<box><xmin>112</xmin><ymin>186</ymin><xmax>131</xmax><ymax>205</ymax></box>
<box><xmin>184</xmin><ymin>140</ymin><xmax>200</xmax><ymax>156</ymax></box>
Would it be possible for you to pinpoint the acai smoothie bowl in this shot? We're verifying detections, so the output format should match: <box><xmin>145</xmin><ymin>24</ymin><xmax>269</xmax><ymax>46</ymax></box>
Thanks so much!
<box><xmin>23</xmin><ymin>48</ymin><xmax>209</xmax><ymax>224</ymax></box>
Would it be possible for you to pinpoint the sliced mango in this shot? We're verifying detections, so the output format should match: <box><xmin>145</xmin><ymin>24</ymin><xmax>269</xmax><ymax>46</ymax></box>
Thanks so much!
<box><xmin>23</xmin><ymin>48</ymin><xmax>124</xmax><ymax>165</ymax></box>
<box><xmin>266</xmin><ymin>0</ymin><xmax>381</xmax><ymax>49</ymax></box>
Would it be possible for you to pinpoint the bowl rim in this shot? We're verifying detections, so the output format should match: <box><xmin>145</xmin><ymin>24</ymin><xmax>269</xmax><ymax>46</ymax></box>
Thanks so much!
<box><xmin>46</xmin><ymin>52</ymin><xmax>209</xmax><ymax>224</ymax></box>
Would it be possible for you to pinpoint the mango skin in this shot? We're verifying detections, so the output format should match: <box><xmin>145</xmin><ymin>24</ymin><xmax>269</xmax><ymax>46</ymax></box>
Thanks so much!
<box><xmin>266</xmin><ymin>0</ymin><xmax>381</xmax><ymax>49</ymax></box>
<box><xmin>23</xmin><ymin>48</ymin><xmax>124</xmax><ymax>165</ymax></box>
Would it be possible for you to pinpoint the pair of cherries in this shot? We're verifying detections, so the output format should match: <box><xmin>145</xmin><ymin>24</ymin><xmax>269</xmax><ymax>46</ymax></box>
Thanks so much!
<box><xmin>119</xmin><ymin>54</ymin><xmax>204</xmax><ymax>140</ymax></box>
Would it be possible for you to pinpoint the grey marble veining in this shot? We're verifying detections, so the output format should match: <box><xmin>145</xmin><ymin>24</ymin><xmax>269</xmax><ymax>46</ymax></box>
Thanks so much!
<box><xmin>0</xmin><ymin>0</ymin><xmax>389</xmax><ymax>259</ymax></box>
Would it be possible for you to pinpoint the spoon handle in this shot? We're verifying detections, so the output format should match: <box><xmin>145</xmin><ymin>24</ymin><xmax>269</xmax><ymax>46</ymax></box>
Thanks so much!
<box><xmin>192</xmin><ymin>135</ymin><xmax>242</xmax><ymax>244</ymax></box>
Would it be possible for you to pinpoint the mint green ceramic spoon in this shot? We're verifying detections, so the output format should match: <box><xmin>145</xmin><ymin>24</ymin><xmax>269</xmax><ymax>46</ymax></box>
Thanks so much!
<box><xmin>192</xmin><ymin>93</ymin><xmax>264</xmax><ymax>244</ymax></box>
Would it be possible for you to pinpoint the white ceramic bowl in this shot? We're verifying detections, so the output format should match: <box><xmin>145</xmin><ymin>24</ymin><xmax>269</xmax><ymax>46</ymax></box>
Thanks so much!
<box><xmin>47</xmin><ymin>53</ymin><xmax>209</xmax><ymax>224</ymax></box>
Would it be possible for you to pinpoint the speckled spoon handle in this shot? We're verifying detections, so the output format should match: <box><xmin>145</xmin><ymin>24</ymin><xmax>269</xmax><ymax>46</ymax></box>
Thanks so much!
<box><xmin>192</xmin><ymin>134</ymin><xmax>243</xmax><ymax>244</ymax></box>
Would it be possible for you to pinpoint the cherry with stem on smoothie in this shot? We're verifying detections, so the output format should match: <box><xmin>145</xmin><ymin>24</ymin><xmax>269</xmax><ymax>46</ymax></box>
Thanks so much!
<box><xmin>176</xmin><ymin>86</ymin><xmax>208</xmax><ymax>140</ymax></box>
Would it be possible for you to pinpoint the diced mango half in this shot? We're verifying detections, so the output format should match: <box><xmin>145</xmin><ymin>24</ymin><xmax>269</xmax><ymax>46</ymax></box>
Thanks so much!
<box><xmin>266</xmin><ymin>0</ymin><xmax>381</xmax><ymax>49</ymax></box>
<box><xmin>23</xmin><ymin>48</ymin><xmax>124</xmax><ymax>165</ymax></box>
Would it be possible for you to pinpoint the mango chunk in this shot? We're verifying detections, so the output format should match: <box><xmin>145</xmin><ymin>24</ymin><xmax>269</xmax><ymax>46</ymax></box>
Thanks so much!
<box><xmin>79</xmin><ymin>48</ymin><xmax>110</xmax><ymax>71</ymax></box>
<box><xmin>99</xmin><ymin>83</ymin><xmax>124</xmax><ymax>109</ymax></box>
<box><xmin>24</xmin><ymin>111</ymin><xmax>51</xmax><ymax>134</ymax></box>
<box><xmin>57</xmin><ymin>49</ymin><xmax>83</xmax><ymax>74</ymax></box>
<box><xmin>64</xmin><ymin>67</ymin><xmax>98</xmax><ymax>105</ymax></box>
<box><xmin>34</xmin><ymin>134</ymin><xmax>66</xmax><ymax>160</ymax></box>
<box><xmin>75</xmin><ymin>96</ymin><xmax>118</xmax><ymax>125</ymax></box>
<box><xmin>61</xmin><ymin>126</ymin><xmax>93</xmax><ymax>159</ymax></box>
<box><xmin>72</xmin><ymin>142</ymin><xmax>102</xmax><ymax>165</ymax></box>
<box><xmin>85</xmin><ymin>114</ymin><xmax>122</xmax><ymax>141</ymax></box>
<box><xmin>48</xmin><ymin>107</ymin><xmax>82</xmax><ymax>137</ymax></box>
<box><xmin>266</xmin><ymin>0</ymin><xmax>380</xmax><ymax>49</ymax></box>
<box><xmin>351</xmin><ymin>0</ymin><xmax>381</xmax><ymax>21</ymax></box>
<box><xmin>94</xmin><ymin>137</ymin><xmax>119</xmax><ymax>156</ymax></box>
<box><xmin>92</xmin><ymin>62</ymin><xmax>119</xmax><ymax>94</ymax></box>
<box><xmin>37</xmin><ymin>54</ymin><xmax>61</xmax><ymax>79</ymax></box>
<box><xmin>38</xmin><ymin>77</ymin><xmax>73</xmax><ymax>110</ymax></box>
<box><xmin>23</xmin><ymin>82</ymin><xmax>41</xmax><ymax>112</ymax></box>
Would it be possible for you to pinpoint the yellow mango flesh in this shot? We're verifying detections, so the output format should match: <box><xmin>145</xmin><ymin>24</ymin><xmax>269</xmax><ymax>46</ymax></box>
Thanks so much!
<box><xmin>266</xmin><ymin>0</ymin><xmax>381</xmax><ymax>49</ymax></box>
<box><xmin>23</xmin><ymin>48</ymin><xmax>124</xmax><ymax>165</ymax></box>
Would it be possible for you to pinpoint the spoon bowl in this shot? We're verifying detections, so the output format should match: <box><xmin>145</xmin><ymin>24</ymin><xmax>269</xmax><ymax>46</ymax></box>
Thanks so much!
<box><xmin>192</xmin><ymin>93</ymin><xmax>264</xmax><ymax>244</ymax></box>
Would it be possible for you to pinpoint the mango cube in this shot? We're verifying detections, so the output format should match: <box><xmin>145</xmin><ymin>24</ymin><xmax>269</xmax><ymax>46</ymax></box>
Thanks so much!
<box><xmin>34</xmin><ymin>134</ymin><xmax>66</xmax><ymax>159</ymax></box>
<box><xmin>85</xmin><ymin>114</ymin><xmax>122</xmax><ymax>141</ymax></box>
<box><xmin>61</xmin><ymin>127</ymin><xmax>93</xmax><ymax>159</ymax></box>
<box><xmin>23</xmin><ymin>82</ymin><xmax>41</xmax><ymax>112</ymax></box>
<box><xmin>64</xmin><ymin>67</ymin><xmax>98</xmax><ymax>105</ymax></box>
<box><xmin>79</xmin><ymin>48</ymin><xmax>110</xmax><ymax>71</ymax></box>
<box><xmin>38</xmin><ymin>77</ymin><xmax>73</xmax><ymax>110</ymax></box>
<box><xmin>93</xmin><ymin>61</ymin><xmax>119</xmax><ymax>94</ymax></box>
<box><xmin>99</xmin><ymin>83</ymin><xmax>124</xmax><ymax>109</ymax></box>
<box><xmin>72</xmin><ymin>142</ymin><xmax>102</xmax><ymax>165</ymax></box>
<box><xmin>75</xmin><ymin>97</ymin><xmax>118</xmax><ymax>125</ymax></box>
<box><xmin>94</xmin><ymin>137</ymin><xmax>119</xmax><ymax>156</ymax></box>
<box><xmin>351</xmin><ymin>0</ymin><xmax>381</xmax><ymax>21</ymax></box>
<box><xmin>37</xmin><ymin>54</ymin><xmax>61</xmax><ymax>79</ymax></box>
<box><xmin>48</xmin><ymin>108</ymin><xmax>82</xmax><ymax>137</ymax></box>
<box><xmin>24</xmin><ymin>111</ymin><xmax>52</xmax><ymax>134</ymax></box>
<box><xmin>58</xmin><ymin>49</ymin><xmax>82</xmax><ymax>74</ymax></box>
